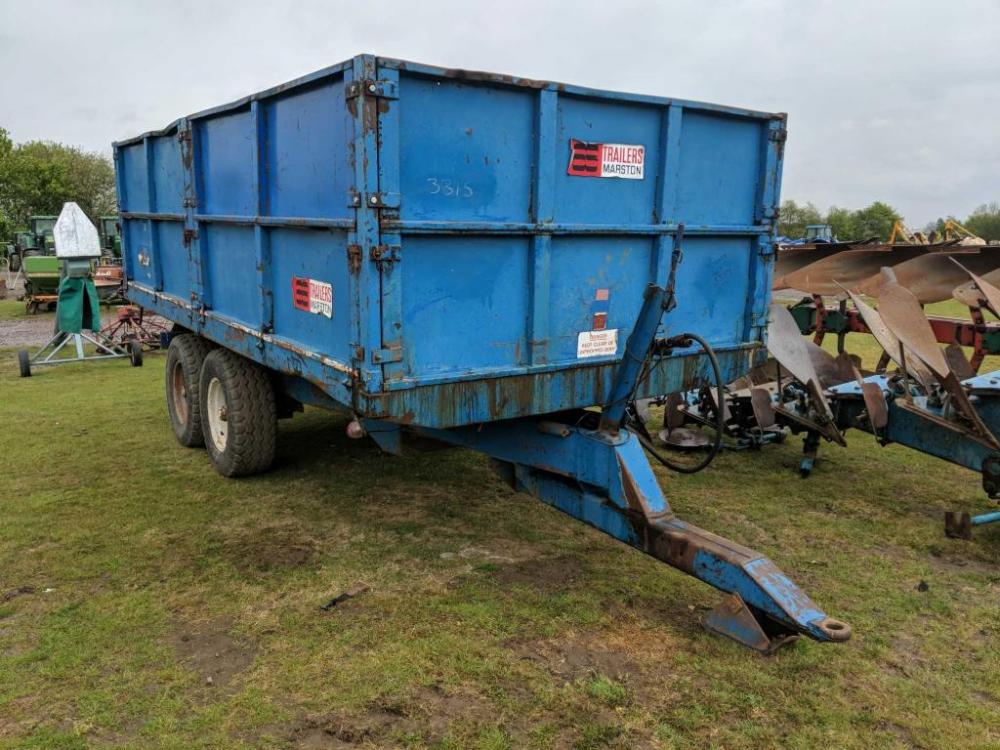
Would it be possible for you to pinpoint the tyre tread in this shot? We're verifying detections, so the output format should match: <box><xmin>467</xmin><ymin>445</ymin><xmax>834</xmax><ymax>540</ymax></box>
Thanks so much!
<box><xmin>200</xmin><ymin>349</ymin><xmax>276</xmax><ymax>477</ymax></box>
<box><xmin>165</xmin><ymin>335</ymin><xmax>213</xmax><ymax>447</ymax></box>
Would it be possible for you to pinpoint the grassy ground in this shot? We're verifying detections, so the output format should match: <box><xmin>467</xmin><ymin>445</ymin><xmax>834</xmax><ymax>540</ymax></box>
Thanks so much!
<box><xmin>2</xmin><ymin>318</ymin><xmax>1000</xmax><ymax>749</ymax></box>
<box><xmin>0</xmin><ymin>300</ymin><xmax>46</xmax><ymax>321</ymax></box>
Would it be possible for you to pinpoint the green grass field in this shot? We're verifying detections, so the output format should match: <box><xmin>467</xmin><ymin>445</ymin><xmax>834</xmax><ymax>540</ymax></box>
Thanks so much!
<box><xmin>2</xmin><ymin>310</ymin><xmax>1000</xmax><ymax>749</ymax></box>
<box><xmin>0</xmin><ymin>300</ymin><xmax>45</xmax><ymax>320</ymax></box>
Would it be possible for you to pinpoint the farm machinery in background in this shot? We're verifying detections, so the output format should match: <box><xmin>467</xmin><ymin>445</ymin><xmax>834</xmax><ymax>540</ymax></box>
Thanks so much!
<box><xmin>3</xmin><ymin>215</ymin><xmax>58</xmax><ymax>273</ymax></box>
<box><xmin>17</xmin><ymin>203</ymin><xmax>144</xmax><ymax>377</ymax></box>
<box><xmin>93</xmin><ymin>216</ymin><xmax>126</xmax><ymax>304</ymax></box>
<box><xmin>4</xmin><ymin>210</ymin><xmax>162</xmax><ymax>348</ymax></box>
<box><xmin>643</xmin><ymin>226</ymin><xmax>1000</xmax><ymax>539</ymax></box>
<box><xmin>5</xmin><ymin>214</ymin><xmax>125</xmax><ymax>311</ymax></box>
<box><xmin>6</xmin><ymin>216</ymin><xmax>61</xmax><ymax>312</ymax></box>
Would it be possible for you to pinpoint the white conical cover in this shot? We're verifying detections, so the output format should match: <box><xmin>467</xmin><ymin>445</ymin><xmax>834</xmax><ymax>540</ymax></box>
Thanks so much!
<box><xmin>54</xmin><ymin>202</ymin><xmax>101</xmax><ymax>259</ymax></box>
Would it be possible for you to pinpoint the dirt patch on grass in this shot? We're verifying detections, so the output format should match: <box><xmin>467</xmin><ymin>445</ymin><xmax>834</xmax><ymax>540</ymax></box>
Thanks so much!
<box><xmin>168</xmin><ymin>616</ymin><xmax>256</xmax><ymax>692</ymax></box>
<box><xmin>508</xmin><ymin>631</ymin><xmax>637</xmax><ymax>684</ymax></box>
<box><xmin>1</xmin><ymin>585</ymin><xmax>35</xmax><ymax>602</ymax></box>
<box><xmin>926</xmin><ymin>547</ymin><xmax>998</xmax><ymax>577</ymax></box>
<box><xmin>887</xmin><ymin>616</ymin><xmax>932</xmax><ymax>677</ymax></box>
<box><xmin>409</xmin><ymin>683</ymin><xmax>492</xmax><ymax>737</ymax></box>
<box><xmin>887</xmin><ymin>635</ymin><xmax>924</xmax><ymax>677</ymax></box>
<box><xmin>489</xmin><ymin>554</ymin><xmax>586</xmax><ymax>594</ymax></box>
<box><xmin>291</xmin><ymin>710</ymin><xmax>404</xmax><ymax>749</ymax></box>
<box><xmin>221</xmin><ymin>521</ymin><xmax>318</xmax><ymax>573</ymax></box>
<box><xmin>875</xmin><ymin>719</ymin><xmax>923</xmax><ymax>749</ymax></box>
<box><xmin>289</xmin><ymin>683</ymin><xmax>491</xmax><ymax>747</ymax></box>
<box><xmin>505</xmin><ymin>625</ymin><xmax>690</xmax><ymax>719</ymax></box>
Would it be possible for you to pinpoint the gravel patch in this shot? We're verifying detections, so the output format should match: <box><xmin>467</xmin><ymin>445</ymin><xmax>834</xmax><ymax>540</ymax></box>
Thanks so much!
<box><xmin>0</xmin><ymin>315</ymin><xmax>58</xmax><ymax>349</ymax></box>
<box><xmin>2</xmin><ymin>272</ymin><xmax>171</xmax><ymax>349</ymax></box>
<box><xmin>0</xmin><ymin>311</ymin><xmax>173</xmax><ymax>350</ymax></box>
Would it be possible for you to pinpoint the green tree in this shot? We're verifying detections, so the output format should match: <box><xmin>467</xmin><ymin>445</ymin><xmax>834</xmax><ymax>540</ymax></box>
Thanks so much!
<box><xmin>777</xmin><ymin>199</ymin><xmax>823</xmax><ymax>239</ymax></box>
<box><xmin>850</xmin><ymin>201</ymin><xmax>901</xmax><ymax>242</ymax></box>
<box><xmin>0</xmin><ymin>131</ymin><xmax>116</xmax><ymax>239</ymax></box>
<box><xmin>922</xmin><ymin>217</ymin><xmax>947</xmax><ymax>237</ymax></box>
<box><xmin>966</xmin><ymin>202</ymin><xmax>1000</xmax><ymax>242</ymax></box>
<box><xmin>825</xmin><ymin>206</ymin><xmax>855</xmax><ymax>242</ymax></box>
<box><xmin>0</xmin><ymin>128</ymin><xmax>13</xmax><ymax>240</ymax></box>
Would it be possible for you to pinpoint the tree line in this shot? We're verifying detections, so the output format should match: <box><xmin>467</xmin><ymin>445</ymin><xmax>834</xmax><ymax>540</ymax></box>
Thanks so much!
<box><xmin>778</xmin><ymin>199</ymin><xmax>1000</xmax><ymax>243</ymax></box>
<box><xmin>0</xmin><ymin>127</ymin><xmax>116</xmax><ymax>241</ymax></box>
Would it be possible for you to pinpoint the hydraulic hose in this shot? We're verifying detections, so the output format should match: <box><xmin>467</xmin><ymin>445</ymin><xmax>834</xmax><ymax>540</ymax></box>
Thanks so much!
<box><xmin>634</xmin><ymin>332</ymin><xmax>725</xmax><ymax>475</ymax></box>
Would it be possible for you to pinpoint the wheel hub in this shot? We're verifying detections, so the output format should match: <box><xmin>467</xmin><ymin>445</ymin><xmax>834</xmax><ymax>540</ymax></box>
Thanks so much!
<box><xmin>171</xmin><ymin>361</ymin><xmax>188</xmax><ymax>425</ymax></box>
<box><xmin>206</xmin><ymin>376</ymin><xmax>229</xmax><ymax>452</ymax></box>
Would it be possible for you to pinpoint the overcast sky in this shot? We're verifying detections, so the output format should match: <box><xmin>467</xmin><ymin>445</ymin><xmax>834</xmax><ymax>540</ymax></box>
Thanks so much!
<box><xmin>1</xmin><ymin>0</ymin><xmax>997</xmax><ymax>226</ymax></box>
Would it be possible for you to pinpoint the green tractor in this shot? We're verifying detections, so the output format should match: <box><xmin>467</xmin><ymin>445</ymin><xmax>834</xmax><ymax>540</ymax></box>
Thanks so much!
<box><xmin>97</xmin><ymin>216</ymin><xmax>122</xmax><ymax>259</ymax></box>
<box><xmin>30</xmin><ymin>216</ymin><xmax>58</xmax><ymax>252</ymax></box>
<box><xmin>4</xmin><ymin>231</ymin><xmax>32</xmax><ymax>272</ymax></box>
<box><xmin>3</xmin><ymin>215</ymin><xmax>58</xmax><ymax>272</ymax></box>
<box><xmin>7</xmin><ymin>215</ymin><xmax>117</xmax><ymax>312</ymax></box>
<box><xmin>93</xmin><ymin>217</ymin><xmax>124</xmax><ymax>303</ymax></box>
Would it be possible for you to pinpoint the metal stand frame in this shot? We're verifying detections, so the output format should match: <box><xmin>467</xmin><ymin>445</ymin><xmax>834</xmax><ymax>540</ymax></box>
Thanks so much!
<box><xmin>4</xmin><ymin>264</ymin><xmax>24</xmax><ymax>290</ymax></box>
<box><xmin>19</xmin><ymin>329</ymin><xmax>140</xmax><ymax>377</ymax></box>
<box><xmin>30</xmin><ymin>330</ymin><xmax>129</xmax><ymax>368</ymax></box>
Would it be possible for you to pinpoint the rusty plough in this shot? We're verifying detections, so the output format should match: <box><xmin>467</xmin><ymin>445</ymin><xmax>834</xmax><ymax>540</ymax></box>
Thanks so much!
<box><xmin>646</xmin><ymin>234</ymin><xmax>1000</xmax><ymax>539</ymax></box>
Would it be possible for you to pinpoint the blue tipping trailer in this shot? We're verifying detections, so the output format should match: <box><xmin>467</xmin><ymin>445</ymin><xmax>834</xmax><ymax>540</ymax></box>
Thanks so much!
<box><xmin>114</xmin><ymin>54</ymin><xmax>850</xmax><ymax>651</ymax></box>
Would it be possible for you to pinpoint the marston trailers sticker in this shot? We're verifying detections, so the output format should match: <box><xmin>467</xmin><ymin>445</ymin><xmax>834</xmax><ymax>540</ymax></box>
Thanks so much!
<box><xmin>292</xmin><ymin>276</ymin><xmax>333</xmax><ymax>318</ymax></box>
<box><xmin>567</xmin><ymin>140</ymin><xmax>645</xmax><ymax>180</ymax></box>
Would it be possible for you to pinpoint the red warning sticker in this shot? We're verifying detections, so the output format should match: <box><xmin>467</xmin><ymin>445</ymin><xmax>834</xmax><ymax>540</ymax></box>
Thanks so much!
<box><xmin>567</xmin><ymin>140</ymin><xmax>645</xmax><ymax>180</ymax></box>
<box><xmin>292</xmin><ymin>276</ymin><xmax>333</xmax><ymax>318</ymax></box>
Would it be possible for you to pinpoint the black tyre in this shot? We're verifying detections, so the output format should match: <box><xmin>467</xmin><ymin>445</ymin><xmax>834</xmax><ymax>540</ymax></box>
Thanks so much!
<box><xmin>17</xmin><ymin>349</ymin><xmax>31</xmax><ymax>378</ymax></box>
<box><xmin>128</xmin><ymin>339</ymin><xmax>143</xmax><ymax>367</ymax></box>
<box><xmin>9</xmin><ymin>254</ymin><xmax>20</xmax><ymax>273</ymax></box>
<box><xmin>165</xmin><ymin>334</ymin><xmax>214</xmax><ymax>447</ymax></box>
<box><xmin>198</xmin><ymin>348</ymin><xmax>277</xmax><ymax>477</ymax></box>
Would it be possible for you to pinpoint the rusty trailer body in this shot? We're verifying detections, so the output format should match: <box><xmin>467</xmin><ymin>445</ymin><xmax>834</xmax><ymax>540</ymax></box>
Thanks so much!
<box><xmin>114</xmin><ymin>55</ymin><xmax>850</xmax><ymax>651</ymax></box>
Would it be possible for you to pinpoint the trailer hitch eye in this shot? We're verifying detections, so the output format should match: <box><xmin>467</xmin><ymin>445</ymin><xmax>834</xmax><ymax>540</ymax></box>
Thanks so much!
<box><xmin>814</xmin><ymin>617</ymin><xmax>852</xmax><ymax>641</ymax></box>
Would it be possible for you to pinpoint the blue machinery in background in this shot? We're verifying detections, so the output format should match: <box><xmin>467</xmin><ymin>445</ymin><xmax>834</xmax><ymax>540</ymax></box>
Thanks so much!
<box><xmin>715</xmin><ymin>270</ymin><xmax>1000</xmax><ymax>541</ymax></box>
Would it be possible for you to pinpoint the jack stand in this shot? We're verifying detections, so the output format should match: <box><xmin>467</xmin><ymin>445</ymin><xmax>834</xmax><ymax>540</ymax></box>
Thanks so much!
<box><xmin>800</xmin><ymin>430</ymin><xmax>821</xmax><ymax>477</ymax></box>
<box><xmin>945</xmin><ymin>510</ymin><xmax>1000</xmax><ymax>540</ymax></box>
<box><xmin>705</xmin><ymin>593</ymin><xmax>800</xmax><ymax>654</ymax></box>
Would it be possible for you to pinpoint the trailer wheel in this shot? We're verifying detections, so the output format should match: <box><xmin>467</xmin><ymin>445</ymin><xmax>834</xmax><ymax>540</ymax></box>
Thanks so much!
<box><xmin>128</xmin><ymin>339</ymin><xmax>143</xmax><ymax>367</ymax></box>
<box><xmin>165</xmin><ymin>334</ymin><xmax>214</xmax><ymax>447</ymax></box>
<box><xmin>199</xmin><ymin>349</ymin><xmax>277</xmax><ymax>477</ymax></box>
<box><xmin>17</xmin><ymin>349</ymin><xmax>31</xmax><ymax>378</ymax></box>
